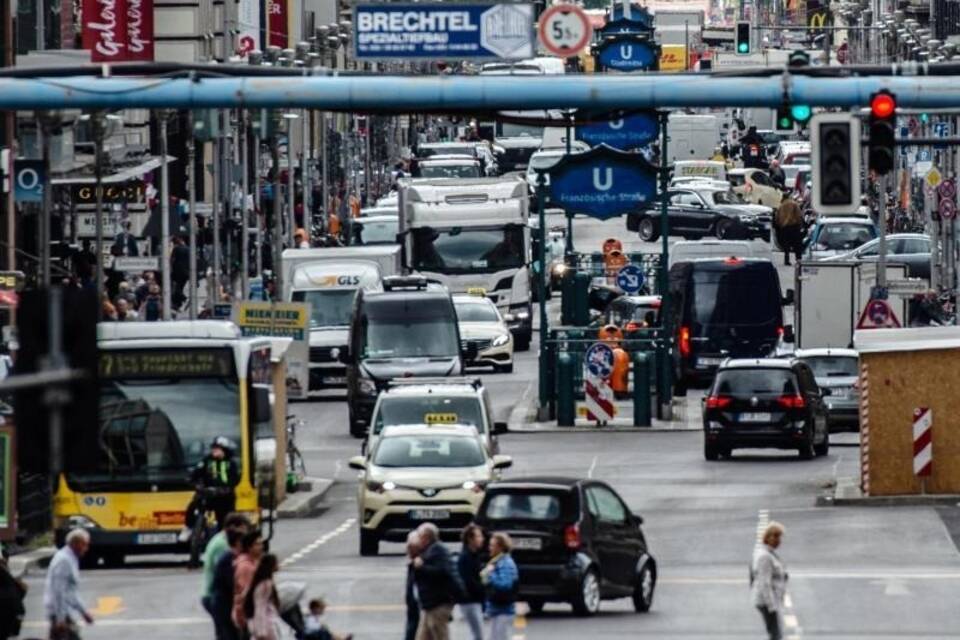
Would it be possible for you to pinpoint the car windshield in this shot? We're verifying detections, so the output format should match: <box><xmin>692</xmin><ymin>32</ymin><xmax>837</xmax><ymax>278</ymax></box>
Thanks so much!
<box><xmin>363</xmin><ymin>316</ymin><xmax>459</xmax><ymax>359</ymax></box>
<box><xmin>456</xmin><ymin>302</ymin><xmax>500</xmax><ymax>322</ymax></box>
<box><xmin>815</xmin><ymin>224</ymin><xmax>877</xmax><ymax>251</ymax></box>
<box><xmin>482</xmin><ymin>491</ymin><xmax>571</xmax><ymax>521</ymax></box>
<box><xmin>713</xmin><ymin>368</ymin><xmax>798</xmax><ymax>395</ymax></box>
<box><xmin>418</xmin><ymin>164</ymin><xmax>481</xmax><ymax>179</ymax></box>
<box><xmin>373</xmin><ymin>396</ymin><xmax>484</xmax><ymax>434</ymax></box>
<box><xmin>500</xmin><ymin>146</ymin><xmax>537</xmax><ymax>168</ymax></box>
<box><xmin>803</xmin><ymin>356</ymin><xmax>858</xmax><ymax>377</ymax></box>
<box><xmin>353</xmin><ymin>219</ymin><xmax>398</xmax><ymax>245</ymax></box>
<box><xmin>292</xmin><ymin>289</ymin><xmax>357</xmax><ymax>328</ymax></box>
<box><xmin>419</xmin><ymin>146</ymin><xmax>475</xmax><ymax>158</ymax></box>
<box><xmin>412</xmin><ymin>226</ymin><xmax>525</xmax><ymax>274</ymax></box>
<box><xmin>709</xmin><ymin>190</ymin><xmax>746</xmax><ymax>205</ymax></box>
<box><xmin>372</xmin><ymin>435</ymin><xmax>486</xmax><ymax>468</ymax></box>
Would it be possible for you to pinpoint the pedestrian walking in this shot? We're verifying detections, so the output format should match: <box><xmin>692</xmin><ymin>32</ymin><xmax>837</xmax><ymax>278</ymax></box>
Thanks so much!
<box><xmin>43</xmin><ymin>528</ymin><xmax>94</xmax><ymax>640</ymax></box>
<box><xmin>768</xmin><ymin>159</ymin><xmax>786</xmax><ymax>190</ymax></box>
<box><xmin>202</xmin><ymin>513</ymin><xmax>250</xmax><ymax>639</ymax></box>
<box><xmin>405</xmin><ymin>531</ymin><xmax>421</xmax><ymax>640</ymax></box>
<box><xmin>751</xmin><ymin>522</ymin><xmax>788</xmax><ymax>640</ymax></box>
<box><xmin>413</xmin><ymin>522</ymin><xmax>465</xmax><ymax>640</ymax></box>
<box><xmin>232</xmin><ymin>529</ymin><xmax>265</xmax><ymax>632</ymax></box>
<box><xmin>244</xmin><ymin>553</ymin><xmax>281</xmax><ymax>640</ymax></box>
<box><xmin>0</xmin><ymin>550</ymin><xmax>27</xmax><ymax>640</ymax></box>
<box><xmin>211</xmin><ymin>526</ymin><xmax>247</xmax><ymax>640</ymax></box>
<box><xmin>774</xmin><ymin>190</ymin><xmax>804</xmax><ymax>266</ymax></box>
<box><xmin>171</xmin><ymin>234</ymin><xmax>190</xmax><ymax>311</ymax></box>
<box><xmin>457</xmin><ymin>524</ymin><xmax>485</xmax><ymax>640</ymax></box>
<box><xmin>481</xmin><ymin>533</ymin><xmax>519</xmax><ymax>640</ymax></box>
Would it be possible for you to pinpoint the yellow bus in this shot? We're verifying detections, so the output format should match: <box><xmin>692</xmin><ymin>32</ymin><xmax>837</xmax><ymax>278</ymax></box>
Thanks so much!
<box><xmin>53</xmin><ymin>321</ymin><xmax>278</xmax><ymax>565</ymax></box>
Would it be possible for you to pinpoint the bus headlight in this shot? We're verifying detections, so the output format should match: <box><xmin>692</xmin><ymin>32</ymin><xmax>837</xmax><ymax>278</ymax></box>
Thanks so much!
<box><xmin>67</xmin><ymin>515</ymin><xmax>100</xmax><ymax>529</ymax></box>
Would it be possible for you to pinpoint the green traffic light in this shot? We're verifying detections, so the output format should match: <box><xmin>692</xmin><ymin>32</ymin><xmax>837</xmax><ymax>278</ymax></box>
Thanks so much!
<box><xmin>790</xmin><ymin>104</ymin><xmax>812</xmax><ymax>123</ymax></box>
<box><xmin>738</xmin><ymin>42</ymin><xmax>749</xmax><ymax>53</ymax></box>
<box><xmin>778</xmin><ymin>117</ymin><xmax>792</xmax><ymax>129</ymax></box>
<box><xmin>920</xmin><ymin>113</ymin><xmax>930</xmax><ymax>123</ymax></box>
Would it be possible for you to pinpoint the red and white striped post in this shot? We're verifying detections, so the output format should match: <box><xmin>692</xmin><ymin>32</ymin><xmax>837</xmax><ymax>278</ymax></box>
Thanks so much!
<box><xmin>913</xmin><ymin>407</ymin><xmax>933</xmax><ymax>490</ymax></box>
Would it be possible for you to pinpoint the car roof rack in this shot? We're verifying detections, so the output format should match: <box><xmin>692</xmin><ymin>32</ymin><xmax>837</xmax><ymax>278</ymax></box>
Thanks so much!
<box><xmin>382</xmin><ymin>275</ymin><xmax>429</xmax><ymax>291</ymax></box>
<box><xmin>385</xmin><ymin>376</ymin><xmax>484</xmax><ymax>390</ymax></box>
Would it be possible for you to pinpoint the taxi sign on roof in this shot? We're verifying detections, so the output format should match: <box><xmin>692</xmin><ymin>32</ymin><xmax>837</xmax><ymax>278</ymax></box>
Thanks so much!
<box><xmin>425</xmin><ymin>413</ymin><xmax>459</xmax><ymax>424</ymax></box>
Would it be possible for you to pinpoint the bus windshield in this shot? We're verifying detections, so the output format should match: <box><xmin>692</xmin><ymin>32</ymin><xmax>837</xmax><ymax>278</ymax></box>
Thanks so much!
<box><xmin>411</xmin><ymin>226</ymin><xmax>525</xmax><ymax>274</ymax></box>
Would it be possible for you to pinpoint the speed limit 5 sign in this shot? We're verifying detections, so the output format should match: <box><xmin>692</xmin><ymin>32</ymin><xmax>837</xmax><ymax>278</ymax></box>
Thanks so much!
<box><xmin>538</xmin><ymin>4</ymin><xmax>593</xmax><ymax>58</ymax></box>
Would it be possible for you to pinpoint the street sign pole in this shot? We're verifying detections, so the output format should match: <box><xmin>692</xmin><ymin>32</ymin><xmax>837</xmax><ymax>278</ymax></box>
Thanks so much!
<box><xmin>160</xmin><ymin>112</ymin><xmax>172</xmax><ymax>320</ymax></box>
<box><xmin>565</xmin><ymin>112</ymin><xmax>574</xmax><ymax>253</ymax></box>
<box><xmin>877</xmin><ymin>172</ymin><xmax>887</xmax><ymax>289</ymax></box>
<box><xmin>658</xmin><ymin>111</ymin><xmax>672</xmax><ymax>416</ymax></box>
<box><xmin>188</xmin><ymin>111</ymin><xmax>199</xmax><ymax>320</ymax></box>
<box><xmin>536</xmin><ymin>171</ymin><xmax>549</xmax><ymax>418</ymax></box>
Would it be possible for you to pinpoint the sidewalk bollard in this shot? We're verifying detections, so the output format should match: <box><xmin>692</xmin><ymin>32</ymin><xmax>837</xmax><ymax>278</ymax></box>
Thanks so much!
<box><xmin>557</xmin><ymin>352</ymin><xmax>576</xmax><ymax>427</ymax></box>
<box><xmin>561</xmin><ymin>270</ymin><xmax>575</xmax><ymax>325</ymax></box>
<box><xmin>633</xmin><ymin>352</ymin><xmax>652</xmax><ymax>427</ymax></box>
<box><xmin>573</xmin><ymin>272</ymin><xmax>591</xmax><ymax>326</ymax></box>
<box><xmin>654</xmin><ymin>344</ymin><xmax>665</xmax><ymax>420</ymax></box>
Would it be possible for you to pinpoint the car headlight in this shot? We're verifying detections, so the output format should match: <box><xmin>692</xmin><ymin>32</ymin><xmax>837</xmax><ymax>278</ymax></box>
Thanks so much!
<box><xmin>492</xmin><ymin>333</ymin><xmax>510</xmax><ymax>347</ymax></box>
<box><xmin>516</xmin><ymin>311</ymin><xmax>530</xmax><ymax>320</ymax></box>
<box><xmin>551</xmin><ymin>263</ymin><xmax>567</xmax><ymax>275</ymax></box>
<box><xmin>462</xmin><ymin>480</ymin><xmax>487</xmax><ymax>493</ymax></box>
<box><xmin>739</xmin><ymin>214</ymin><xmax>757</xmax><ymax>223</ymax></box>
<box><xmin>358</xmin><ymin>377</ymin><xmax>377</xmax><ymax>395</ymax></box>
<box><xmin>503</xmin><ymin>313</ymin><xmax>515</xmax><ymax>322</ymax></box>
<box><xmin>366</xmin><ymin>480</ymin><xmax>396</xmax><ymax>493</ymax></box>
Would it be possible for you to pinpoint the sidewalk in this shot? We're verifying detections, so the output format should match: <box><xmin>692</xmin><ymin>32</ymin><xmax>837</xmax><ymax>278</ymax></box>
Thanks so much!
<box><xmin>276</xmin><ymin>477</ymin><xmax>336</xmax><ymax>519</ymax></box>
<box><xmin>817</xmin><ymin>476</ymin><xmax>960</xmax><ymax>507</ymax></box>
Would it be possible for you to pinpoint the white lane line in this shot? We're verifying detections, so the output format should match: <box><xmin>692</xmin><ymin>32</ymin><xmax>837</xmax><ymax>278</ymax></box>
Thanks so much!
<box><xmin>587</xmin><ymin>454</ymin><xmax>599</xmax><ymax>478</ymax></box>
<box><xmin>280</xmin><ymin>517</ymin><xmax>357</xmax><ymax>568</ymax></box>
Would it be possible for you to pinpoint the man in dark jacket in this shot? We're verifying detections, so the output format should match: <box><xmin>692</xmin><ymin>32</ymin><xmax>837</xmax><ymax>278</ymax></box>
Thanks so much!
<box><xmin>739</xmin><ymin>126</ymin><xmax>767</xmax><ymax>169</ymax></box>
<box><xmin>456</xmin><ymin>525</ymin><xmax>485</xmax><ymax>640</ymax></box>
<box><xmin>412</xmin><ymin>523</ymin><xmax>464</xmax><ymax>640</ymax></box>
<box><xmin>209</xmin><ymin>527</ymin><xmax>244</xmax><ymax>640</ymax></box>
<box><xmin>185</xmin><ymin>437</ymin><xmax>240</xmax><ymax>535</ymax></box>
<box><xmin>170</xmin><ymin>235</ymin><xmax>191</xmax><ymax>311</ymax></box>
<box><xmin>405</xmin><ymin>531</ymin><xmax>421</xmax><ymax>640</ymax></box>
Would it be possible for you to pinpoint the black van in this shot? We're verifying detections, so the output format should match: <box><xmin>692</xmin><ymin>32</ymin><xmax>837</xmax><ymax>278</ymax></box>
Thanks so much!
<box><xmin>668</xmin><ymin>258</ymin><xmax>792</xmax><ymax>391</ymax></box>
<box><xmin>342</xmin><ymin>276</ymin><xmax>472</xmax><ymax>437</ymax></box>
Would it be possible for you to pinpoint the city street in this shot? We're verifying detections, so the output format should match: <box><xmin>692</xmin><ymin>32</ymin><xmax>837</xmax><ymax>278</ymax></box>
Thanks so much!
<box><xmin>18</xmin><ymin>217</ymin><xmax>960</xmax><ymax>639</ymax></box>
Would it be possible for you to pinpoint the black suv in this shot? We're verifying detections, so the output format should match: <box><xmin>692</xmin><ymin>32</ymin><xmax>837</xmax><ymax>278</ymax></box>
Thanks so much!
<box><xmin>703</xmin><ymin>358</ymin><xmax>830</xmax><ymax>460</ymax></box>
<box><xmin>474</xmin><ymin>477</ymin><xmax>656</xmax><ymax>617</ymax></box>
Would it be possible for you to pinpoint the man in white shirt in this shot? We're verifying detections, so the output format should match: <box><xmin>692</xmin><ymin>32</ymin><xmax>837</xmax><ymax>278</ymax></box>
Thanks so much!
<box><xmin>44</xmin><ymin>529</ymin><xmax>94</xmax><ymax>639</ymax></box>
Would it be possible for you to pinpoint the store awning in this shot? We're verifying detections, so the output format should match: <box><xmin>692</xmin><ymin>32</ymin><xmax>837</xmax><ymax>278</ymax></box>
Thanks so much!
<box><xmin>51</xmin><ymin>155</ymin><xmax>176</xmax><ymax>185</ymax></box>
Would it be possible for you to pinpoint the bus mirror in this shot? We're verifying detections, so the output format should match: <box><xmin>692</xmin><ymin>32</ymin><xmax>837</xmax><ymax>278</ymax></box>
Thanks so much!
<box><xmin>251</xmin><ymin>385</ymin><xmax>272</xmax><ymax>425</ymax></box>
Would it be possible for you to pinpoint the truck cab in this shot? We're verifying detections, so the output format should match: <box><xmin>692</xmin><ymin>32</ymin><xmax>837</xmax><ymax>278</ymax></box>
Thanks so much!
<box><xmin>399</xmin><ymin>177</ymin><xmax>533</xmax><ymax>350</ymax></box>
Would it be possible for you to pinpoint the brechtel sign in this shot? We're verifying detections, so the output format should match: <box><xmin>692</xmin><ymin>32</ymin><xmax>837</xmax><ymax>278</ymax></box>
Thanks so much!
<box><xmin>353</xmin><ymin>2</ymin><xmax>535</xmax><ymax>60</ymax></box>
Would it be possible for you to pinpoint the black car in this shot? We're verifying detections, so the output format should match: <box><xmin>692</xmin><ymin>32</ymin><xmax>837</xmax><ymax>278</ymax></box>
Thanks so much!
<box><xmin>474</xmin><ymin>477</ymin><xmax>656</xmax><ymax>616</ymax></box>
<box><xmin>626</xmin><ymin>189</ymin><xmax>767</xmax><ymax>241</ymax></box>
<box><xmin>703</xmin><ymin>358</ymin><xmax>830</xmax><ymax>460</ymax></box>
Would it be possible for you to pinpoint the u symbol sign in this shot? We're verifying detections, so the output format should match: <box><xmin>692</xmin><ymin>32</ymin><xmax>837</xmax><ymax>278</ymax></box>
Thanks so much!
<box><xmin>593</xmin><ymin>167</ymin><xmax>613</xmax><ymax>191</ymax></box>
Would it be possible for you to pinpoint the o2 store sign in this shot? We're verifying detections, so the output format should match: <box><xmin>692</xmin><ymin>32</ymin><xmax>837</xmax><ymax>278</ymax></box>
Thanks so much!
<box><xmin>82</xmin><ymin>0</ymin><xmax>155</xmax><ymax>62</ymax></box>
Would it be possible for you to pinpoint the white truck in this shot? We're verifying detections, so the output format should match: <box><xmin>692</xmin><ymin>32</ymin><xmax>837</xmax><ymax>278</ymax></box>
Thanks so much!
<box><xmin>281</xmin><ymin>246</ymin><xmax>402</xmax><ymax>394</ymax></box>
<box><xmin>398</xmin><ymin>177</ymin><xmax>533</xmax><ymax>350</ymax></box>
<box><xmin>667</xmin><ymin>114</ymin><xmax>720</xmax><ymax>162</ymax></box>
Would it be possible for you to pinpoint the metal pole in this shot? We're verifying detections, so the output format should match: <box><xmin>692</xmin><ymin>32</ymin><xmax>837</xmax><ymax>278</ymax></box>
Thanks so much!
<box><xmin>364</xmin><ymin>116</ymin><xmax>372</xmax><ymax>205</ymax></box>
<box><xmin>565</xmin><ymin>113</ymin><xmax>574</xmax><ymax>253</ymax></box>
<box><xmin>877</xmin><ymin>173</ymin><xmax>887</xmax><ymax>288</ymax></box>
<box><xmin>94</xmin><ymin>117</ymin><xmax>105</xmax><ymax>307</ymax></box>
<box><xmin>38</xmin><ymin>114</ymin><xmax>51</xmax><ymax>288</ymax></box>
<box><xmin>254</xmin><ymin>125</ymin><xmax>263</xmax><ymax>277</ymax></box>
<box><xmin>241</xmin><ymin>110</ymin><xmax>250</xmax><ymax>299</ymax></box>
<box><xmin>45</xmin><ymin>286</ymin><xmax>66</xmax><ymax>525</ymax></box>
<box><xmin>321</xmin><ymin>112</ymin><xmax>328</xmax><ymax>231</ymax></box>
<box><xmin>188</xmin><ymin>113</ymin><xmax>198</xmax><ymax>319</ymax></box>
<box><xmin>287</xmin><ymin>118</ymin><xmax>296</xmax><ymax>245</ymax></box>
<box><xmin>301</xmin><ymin>109</ymin><xmax>309</xmax><ymax>235</ymax></box>
<box><xmin>536</xmin><ymin>171</ymin><xmax>548</xmax><ymax>418</ymax></box>
<box><xmin>273</xmin><ymin>135</ymin><xmax>284</xmax><ymax>299</ymax></box>
<box><xmin>160</xmin><ymin>113</ymin><xmax>172</xmax><ymax>319</ymax></box>
<box><xmin>658</xmin><ymin>111</ymin><xmax>673</xmax><ymax>416</ymax></box>
<box><xmin>212</xmin><ymin>132</ymin><xmax>222</xmax><ymax>304</ymax></box>
<box><xmin>36</xmin><ymin>0</ymin><xmax>44</xmax><ymax>51</ymax></box>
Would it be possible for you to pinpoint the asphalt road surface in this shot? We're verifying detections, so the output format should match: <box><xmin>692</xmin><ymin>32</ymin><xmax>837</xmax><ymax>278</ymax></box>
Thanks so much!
<box><xmin>19</xmin><ymin>215</ymin><xmax>960</xmax><ymax>639</ymax></box>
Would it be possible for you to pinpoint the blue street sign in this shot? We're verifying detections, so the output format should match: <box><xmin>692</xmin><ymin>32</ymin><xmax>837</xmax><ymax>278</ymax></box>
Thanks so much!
<box><xmin>616</xmin><ymin>264</ymin><xmax>645</xmax><ymax>294</ymax></box>
<box><xmin>13</xmin><ymin>160</ymin><xmax>43</xmax><ymax>203</ymax></box>
<box><xmin>547</xmin><ymin>144</ymin><xmax>658</xmax><ymax>220</ymax></box>
<box><xmin>594</xmin><ymin>36</ymin><xmax>659</xmax><ymax>72</ymax></box>
<box><xmin>934</xmin><ymin>122</ymin><xmax>949</xmax><ymax>149</ymax></box>
<box><xmin>576</xmin><ymin>111</ymin><xmax>659</xmax><ymax>150</ymax></box>
<box><xmin>917</xmin><ymin>148</ymin><xmax>931</xmax><ymax>162</ymax></box>
<box><xmin>249</xmin><ymin>276</ymin><xmax>264</xmax><ymax>301</ymax></box>
<box><xmin>353</xmin><ymin>3</ymin><xmax>535</xmax><ymax>60</ymax></box>
<box><xmin>899</xmin><ymin>126</ymin><xmax>909</xmax><ymax>156</ymax></box>
<box><xmin>585</xmin><ymin>342</ymin><xmax>615</xmax><ymax>378</ymax></box>
<box><xmin>608</xmin><ymin>3</ymin><xmax>653</xmax><ymax>27</ymax></box>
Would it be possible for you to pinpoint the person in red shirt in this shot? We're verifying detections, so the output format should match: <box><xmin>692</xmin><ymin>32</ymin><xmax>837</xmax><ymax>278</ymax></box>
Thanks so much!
<box><xmin>231</xmin><ymin>530</ymin><xmax>264</xmax><ymax>632</ymax></box>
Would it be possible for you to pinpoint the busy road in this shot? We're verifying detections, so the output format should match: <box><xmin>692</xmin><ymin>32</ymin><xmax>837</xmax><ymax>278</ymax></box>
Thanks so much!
<box><xmin>17</xmin><ymin>215</ymin><xmax>960</xmax><ymax>639</ymax></box>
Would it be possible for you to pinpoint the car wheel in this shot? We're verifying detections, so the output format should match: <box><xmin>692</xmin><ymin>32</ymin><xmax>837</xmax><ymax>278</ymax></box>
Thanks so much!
<box><xmin>571</xmin><ymin>568</ymin><xmax>601</xmax><ymax>616</ymax></box>
<box><xmin>495</xmin><ymin>362</ymin><xmax>514</xmax><ymax>374</ymax></box>
<box><xmin>632</xmin><ymin>562</ymin><xmax>656</xmax><ymax>613</ymax></box>
<box><xmin>704</xmin><ymin>442</ymin><xmax>720</xmax><ymax>461</ymax></box>
<box><xmin>715</xmin><ymin>219</ymin><xmax>734</xmax><ymax>239</ymax></box>
<box><xmin>814</xmin><ymin>431</ymin><xmax>830</xmax><ymax>457</ymax></box>
<box><xmin>638</xmin><ymin>217</ymin><xmax>660</xmax><ymax>242</ymax></box>
<box><xmin>359</xmin><ymin>529</ymin><xmax>379</xmax><ymax>556</ymax></box>
<box><xmin>798</xmin><ymin>434</ymin><xmax>815</xmax><ymax>460</ymax></box>
<box><xmin>349</xmin><ymin>410</ymin><xmax>366</xmax><ymax>439</ymax></box>
<box><xmin>526</xmin><ymin>600</ymin><xmax>545</xmax><ymax>616</ymax></box>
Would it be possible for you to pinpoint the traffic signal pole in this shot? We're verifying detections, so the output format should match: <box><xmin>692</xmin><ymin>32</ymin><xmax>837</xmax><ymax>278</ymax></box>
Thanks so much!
<box><xmin>658</xmin><ymin>111</ymin><xmax>673</xmax><ymax>416</ymax></box>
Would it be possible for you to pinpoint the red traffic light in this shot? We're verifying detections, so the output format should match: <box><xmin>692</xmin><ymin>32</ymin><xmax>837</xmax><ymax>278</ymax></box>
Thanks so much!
<box><xmin>871</xmin><ymin>92</ymin><xmax>896</xmax><ymax>119</ymax></box>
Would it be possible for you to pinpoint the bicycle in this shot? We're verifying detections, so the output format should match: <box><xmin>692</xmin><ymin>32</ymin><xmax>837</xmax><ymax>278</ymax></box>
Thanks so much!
<box><xmin>186</xmin><ymin>485</ymin><xmax>232</xmax><ymax>567</ymax></box>
<box><xmin>286</xmin><ymin>414</ymin><xmax>307</xmax><ymax>492</ymax></box>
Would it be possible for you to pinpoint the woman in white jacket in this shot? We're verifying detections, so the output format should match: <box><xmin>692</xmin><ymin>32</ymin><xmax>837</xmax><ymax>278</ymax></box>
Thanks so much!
<box><xmin>751</xmin><ymin>522</ymin><xmax>788</xmax><ymax>640</ymax></box>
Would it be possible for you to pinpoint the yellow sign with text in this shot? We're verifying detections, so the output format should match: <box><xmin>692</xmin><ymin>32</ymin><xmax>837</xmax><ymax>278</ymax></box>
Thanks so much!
<box><xmin>659</xmin><ymin>45</ymin><xmax>688</xmax><ymax>72</ymax></box>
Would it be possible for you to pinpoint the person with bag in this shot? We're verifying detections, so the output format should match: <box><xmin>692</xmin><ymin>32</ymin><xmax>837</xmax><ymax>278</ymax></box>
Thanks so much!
<box><xmin>244</xmin><ymin>554</ymin><xmax>281</xmax><ymax>640</ymax></box>
<box><xmin>774</xmin><ymin>190</ymin><xmax>804</xmax><ymax>266</ymax></box>
<box><xmin>751</xmin><ymin>522</ymin><xmax>788</xmax><ymax>640</ymax></box>
<box><xmin>481</xmin><ymin>533</ymin><xmax>519</xmax><ymax>640</ymax></box>
<box><xmin>456</xmin><ymin>524</ymin><xmax>486</xmax><ymax>640</ymax></box>
<box><xmin>412</xmin><ymin>523</ymin><xmax>465</xmax><ymax>640</ymax></box>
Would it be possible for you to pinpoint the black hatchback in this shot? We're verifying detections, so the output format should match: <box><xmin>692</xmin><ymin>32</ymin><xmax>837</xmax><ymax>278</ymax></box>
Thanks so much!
<box><xmin>474</xmin><ymin>477</ymin><xmax>656</xmax><ymax>616</ymax></box>
<box><xmin>703</xmin><ymin>358</ymin><xmax>830</xmax><ymax>460</ymax></box>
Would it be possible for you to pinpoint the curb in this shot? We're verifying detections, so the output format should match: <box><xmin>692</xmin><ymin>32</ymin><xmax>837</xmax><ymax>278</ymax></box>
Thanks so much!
<box><xmin>816</xmin><ymin>477</ymin><xmax>960</xmax><ymax>507</ymax></box>
<box><xmin>9</xmin><ymin>546</ymin><xmax>56</xmax><ymax>579</ymax></box>
<box><xmin>509</xmin><ymin>424</ymin><xmax>701</xmax><ymax>433</ymax></box>
<box><xmin>276</xmin><ymin>477</ymin><xmax>335</xmax><ymax>519</ymax></box>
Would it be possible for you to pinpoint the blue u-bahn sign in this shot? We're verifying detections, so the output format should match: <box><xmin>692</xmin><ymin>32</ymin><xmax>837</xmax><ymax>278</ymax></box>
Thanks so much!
<box><xmin>594</xmin><ymin>36</ymin><xmax>659</xmax><ymax>72</ymax></box>
<box><xmin>546</xmin><ymin>144</ymin><xmax>658</xmax><ymax>220</ymax></box>
<box><xmin>576</xmin><ymin>111</ymin><xmax>659</xmax><ymax>150</ymax></box>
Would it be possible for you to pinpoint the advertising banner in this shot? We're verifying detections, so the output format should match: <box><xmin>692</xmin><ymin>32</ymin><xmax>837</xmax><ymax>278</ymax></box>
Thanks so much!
<box><xmin>237</xmin><ymin>0</ymin><xmax>262</xmax><ymax>56</ymax></box>
<box><xmin>82</xmin><ymin>0</ymin><xmax>154</xmax><ymax>62</ymax></box>
<box><xmin>268</xmin><ymin>0</ymin><xmax>289</xmax><ymax>48</ymax></box>
<box><xmin>233</xmin><ymin>301</ymin><xmax>311</xmax><ymax>399</ymax></box>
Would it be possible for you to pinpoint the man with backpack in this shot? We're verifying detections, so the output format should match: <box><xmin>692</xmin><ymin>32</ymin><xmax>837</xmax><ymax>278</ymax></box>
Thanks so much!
<box><xmin>411</xmin><ymin>523</ymin><xmax>464</xmax><ymax>640</ymax></box>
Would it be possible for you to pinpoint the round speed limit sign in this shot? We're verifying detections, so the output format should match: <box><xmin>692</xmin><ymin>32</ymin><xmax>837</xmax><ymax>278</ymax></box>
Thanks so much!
<box><xmin>538</xmin><ymin>4</ymin><xmax>593</xmax><ymax>58</ymax></box>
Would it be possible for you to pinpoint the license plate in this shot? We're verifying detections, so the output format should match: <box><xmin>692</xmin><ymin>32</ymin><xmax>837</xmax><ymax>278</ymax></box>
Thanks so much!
<box><xmin>512</xmin><ymin>537</ymin><xmax>542</xmax><ymax>551</ymax></box>
<box><xmin>409</xmin><ymin>509</ymin><xmax>450</xmax><ymax>520</ymax></box>
<box><xmin>698</xmin><ymin>357</ymin><xmax>722</xmax><ymax>366</ymax></box>
<box><xmin>137</xmin><ymin>533</ymin><xmax>178</xmax><ymax>545</ymax></box>
<box><xmin>739</xmin><ymin>412</ymin><xmax>772</xmax><ymax>423</ymax></box>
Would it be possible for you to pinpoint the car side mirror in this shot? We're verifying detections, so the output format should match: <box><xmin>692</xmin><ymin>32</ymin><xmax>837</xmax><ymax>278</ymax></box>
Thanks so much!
<box><xmin>492</xmin><ymin>454</ymin><xmax>513</xmax><ymax>470</ymax></box>
<box><xmin>632</xmin><ymin>512</ymin><xmax>644</xmax><ymax>525</ymax></box>
<box><xmin>360</xmin><ymin>439</ymin><xmax>368</xmax><ymax>456</ymax></box>
<box><xmin>782</xmin><ymin>289</ymin><xmax>795</xmax><ymax>306</ymax></box>
<box><xmin>348</xmin><ymin>455</ymin><xmax>366</xmax><ymax>471</ymax></box>
<box><xmin>493</xmin><ymin>421</ymin><xmax>508</xmax><ymax>435</ymax></box>
<box><xmin>782</xmin><ymin>324</ymin><xmax>795</xmax><ymax>344</ymax></box>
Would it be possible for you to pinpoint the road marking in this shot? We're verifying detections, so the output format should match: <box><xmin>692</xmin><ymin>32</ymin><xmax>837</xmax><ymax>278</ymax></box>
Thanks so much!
<box><xmin>89</xmin><ymin>596</ymin><xmax>125</xmax><ymax>616</ymax></box>
<box><xmin>587</xmin><ymin>454</ymin><xmax>599</xmax><ymax>478</ymax></box>
<box><xmin>280</xmin><ymin>517</ymin><xmax>356</xmax><ymax>568</ymax></box>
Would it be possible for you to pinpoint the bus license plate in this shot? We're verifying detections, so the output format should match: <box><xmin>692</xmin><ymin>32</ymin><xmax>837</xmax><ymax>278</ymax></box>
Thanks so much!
<box><xmin>739</xmin><ymin>412</ymin><xmax>772</xmax><ymax>423</ymax></box>
<box><xmin>137</xmin><ymin>532</ymin><xmax>178</xmax><ymax>545</ymax></box>
<box><xmin>409</xmin><ymin>509</ymin><xmax>450</xmax><ymax>520</ymax></box>
<box><xmin>512</xmin><ymin>537</ymin><xmax>542</xmax><ymax>551</ymax></box>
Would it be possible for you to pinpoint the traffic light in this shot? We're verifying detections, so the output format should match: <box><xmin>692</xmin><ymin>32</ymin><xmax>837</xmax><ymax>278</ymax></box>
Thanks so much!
<box><xmin>735</xmin><ymin>22</ymin><xmax>751</xmax><ymax>55</ymax></box>
<box><xmin>868</xmin><ymin>90</ymin><xmax>897</xmax><ymax>175</ymax></box>
<box><xmin>775</xmin><ymin>105</ymin><xmax>794</xmax><ymax>134</ymax></box>
<box><xmin>811</xmin><ymin>113</ymin><xmax>861</xmax><ymax>215</ymax></box>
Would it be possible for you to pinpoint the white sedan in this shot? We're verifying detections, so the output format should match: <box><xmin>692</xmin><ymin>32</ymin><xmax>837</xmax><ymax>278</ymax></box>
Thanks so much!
<box><xmin>453</xmin><ymin>294</ymin><xmax>514</xmax><ymax>373</ymax></box>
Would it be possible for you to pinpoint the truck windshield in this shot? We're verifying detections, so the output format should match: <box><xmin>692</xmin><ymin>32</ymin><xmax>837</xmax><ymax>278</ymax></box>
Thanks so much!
<box><xmin>292</xmin><ymin>289</ymin><xmax>357</xmax><ymax>328</ymax></box>
<box><xmin>353</xmin><ymin>219</ymin><xmax>399</xmax><ymax>246</ymax></box>
<box><xmin>412</xmin><ymin>226</ymin><xmax>525</xmax><ymax>274</ymax></box>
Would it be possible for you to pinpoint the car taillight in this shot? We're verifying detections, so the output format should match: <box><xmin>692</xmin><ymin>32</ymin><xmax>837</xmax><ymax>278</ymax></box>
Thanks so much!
<box><xmin>625</xmin><ymin>321</ymin><xmax>640</xmax><ymax>332</ymax></box>
<box><xmin>705</xmin><ymin>395</ymin><xmax>732</xmax><ymax>409</ymax></box>
<box><xmin>777</xmin><ymin>394</ymin><xmax>806</xmax><ymax>409</ymax></box>
<box><xmin>564</xmin><ymin>524</ymin><xmax>581</xmax><ymax>550</ymax></box>
<box><xmin>777</xmin><ymin>326</ymin><xmax>785</xmax><ymax>337</ymax></box>
<box><xmin>679</xmin><ymin>326</ymin><xmax>691</xmax><ymax>357</ymax></box>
